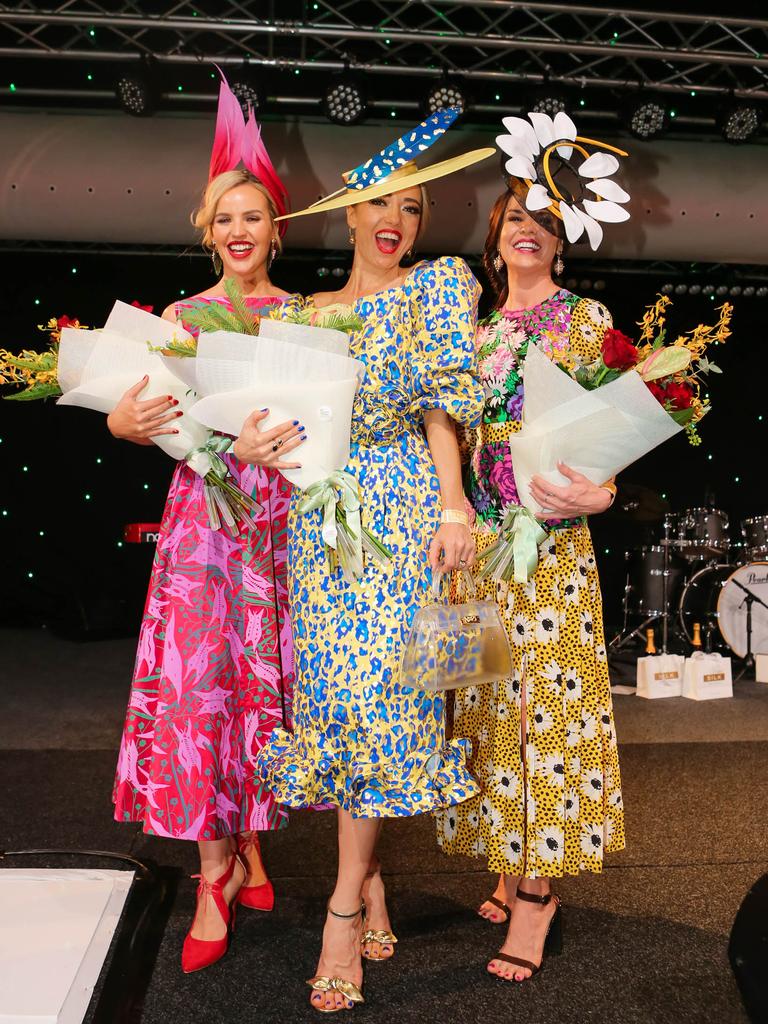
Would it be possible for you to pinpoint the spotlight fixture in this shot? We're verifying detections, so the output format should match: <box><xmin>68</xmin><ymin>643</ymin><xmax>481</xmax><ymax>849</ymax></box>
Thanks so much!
<box><xmin>729</xmin><ymin>285</ymin><xmax>743</xmax><ymax>296</ymax></box>
<box><xmin>689</xmin><ymin>284</ymin><xmax>702</xmax><ymax>295</ymax></box>
<box><xmin>718</xmin><ymin>100</ymin><xmax>762</xmax><ymax>143</ymax></box>
<box><xmin>660</xmin><ymin>283</ymin><xmax>674</xmax><ymax>295</ymax></box>
<box><xmin>424</xmin><ymin>77</ymin><xmax>467</xmax><ymax>116</ymax></box>
<box><xmin>755</xmin><ymin>286</ymin><xmax>768</xmax><ymax>298</ymax></box>
<box><xmin>115</xmin><ymin>71</ymin><xmax>155</xmax><ymax>116</ymax></box>
<box><xmin>627</xmin><ymin>97</ymin><xmax>668</xmax><ymax>140</ymax></box>
<box><xmin>529</xmin><ymin>84</ymin><xmax>569</xmax><ymax>118</ymax></box>
<box><xmin>229</xmin><ymin>77</ymin><xmax>264</xmax><ymax>114</ymax></box>
<box><xmin>674</xmin><ymin>283</ymin><xmax>688</xmax><ymax>295</ymax></box>
<box><xmin>702</xmin><ymin>284</ymin><xmax>715</xmax><ymax>296</ymax></box>
<box><xmin>742</xmin><ymin>286</ymin><xmax>756</xmax><ymax>297</ymax></box>
<box><xmin>324</xmin><ymin>77</ymin><xmax>366</xmax><ymax>125</ymax></box>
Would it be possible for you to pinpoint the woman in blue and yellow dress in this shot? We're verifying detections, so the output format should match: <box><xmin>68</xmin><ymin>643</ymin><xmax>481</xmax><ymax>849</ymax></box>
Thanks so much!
<box><xmin>234</xmin><ymin>110</ymin><xmax>493</xmax><ymax>1012</ymax></box>
<box><xmin>437</xmin><ymin>112</ymin><xmax>630</xmax><ymax>985</ymax></box>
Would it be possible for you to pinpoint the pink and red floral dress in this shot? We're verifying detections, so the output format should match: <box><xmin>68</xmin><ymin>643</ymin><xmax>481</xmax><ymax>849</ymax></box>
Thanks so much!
<box><xmin>112</xmin><ymin>295</ymin><xmax>294</xmax><ymax>840</ymax></box>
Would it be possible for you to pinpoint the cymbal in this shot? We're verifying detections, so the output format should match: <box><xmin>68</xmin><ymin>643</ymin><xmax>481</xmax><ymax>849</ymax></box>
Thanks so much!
<box><xmin>606</xmin><ymin>483</ymin><xmax>671</xmax><ymax>523</ymax></box>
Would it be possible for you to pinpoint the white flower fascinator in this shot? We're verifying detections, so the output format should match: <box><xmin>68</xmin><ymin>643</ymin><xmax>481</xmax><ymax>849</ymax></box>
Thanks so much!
<box><xmin>496</xmin><ymin>111</ymin><xmax>631</xmax><ymax>250</ymax></box>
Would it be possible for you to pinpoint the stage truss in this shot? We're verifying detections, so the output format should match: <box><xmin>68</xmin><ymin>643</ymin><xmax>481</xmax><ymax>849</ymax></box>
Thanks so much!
<box><xmin>1</xmin><ymin>2</ymin><xmax>767</xmax><ymax>108</ymax></box>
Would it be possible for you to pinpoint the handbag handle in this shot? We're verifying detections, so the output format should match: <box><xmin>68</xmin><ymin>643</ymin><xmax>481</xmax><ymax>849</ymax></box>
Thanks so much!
<box><xmin>431</xmin><ymin>567</ymin><xmax>477</xmax><ymax>602</ymax></box>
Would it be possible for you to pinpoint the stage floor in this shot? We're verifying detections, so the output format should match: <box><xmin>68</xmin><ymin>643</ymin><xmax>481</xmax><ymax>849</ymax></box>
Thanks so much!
<box><xmin>1</xmin><ymin>626</ymin><xmax>764</xmax><ymax>1024</ymax></box>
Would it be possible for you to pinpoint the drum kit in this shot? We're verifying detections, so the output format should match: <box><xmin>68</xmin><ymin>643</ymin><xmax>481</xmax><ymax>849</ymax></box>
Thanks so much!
<box><xmin>611</xmin><ymin>499</ymin><xmax>768</xmax><ymax>671</ymax></box>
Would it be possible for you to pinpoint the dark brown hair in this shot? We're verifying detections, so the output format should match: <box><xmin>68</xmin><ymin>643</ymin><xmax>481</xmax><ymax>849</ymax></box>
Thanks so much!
<box><xmin>482</xmin><ymin>180</ymin><xmax>565</xmax><ymax>309</ymax></box>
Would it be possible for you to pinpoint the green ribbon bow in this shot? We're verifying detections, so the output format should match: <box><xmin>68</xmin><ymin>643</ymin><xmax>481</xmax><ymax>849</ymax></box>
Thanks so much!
<box><xmin>185</xmin><ymin>433</ymin><xmax>263</xmax><ymax>533</ymax></box>
<box><xmin>298</xmin><ymin>470</ymin><xmax>392</xmax><ymax>580</ymax></box>
<box><xmin>477</xmin><ymin>504</ymin><xmax>548</xmax><ymax>584</ymax></box>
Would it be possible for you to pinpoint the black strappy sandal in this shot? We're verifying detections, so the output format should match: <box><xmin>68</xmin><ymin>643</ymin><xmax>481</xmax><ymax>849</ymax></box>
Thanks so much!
<box><xmin>490</xmin><ymin>887</ymin><xmax>562</xmax><ymax>982</ymax></box>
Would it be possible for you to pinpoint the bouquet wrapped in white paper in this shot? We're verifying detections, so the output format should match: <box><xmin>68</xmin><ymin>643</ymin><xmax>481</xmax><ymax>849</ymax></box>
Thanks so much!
<box><xmin>55</xmin><ymin>301</ymin><xmax>263</xmax><ymax>531</ymax></box>
<box><xmin>478</xmin><ymin>289</ymin><xmax>733</xmax><ymax>585</ymax></box>
<box><xmin>160</xmin><ymin>309</ymin><xmax>391</xmax><ymax>580</ymax></box>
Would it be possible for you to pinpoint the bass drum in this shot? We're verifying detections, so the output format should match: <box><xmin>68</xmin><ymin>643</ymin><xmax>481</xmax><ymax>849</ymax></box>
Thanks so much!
<box><xmin>718</xmin><ymin>561</ymin><xmax>768</xmax><ymax>658</ymax></box>
<box><xmin>677</xmin><ymin>563</ymin><xmax>735</xmax><ymax>651</ymax></box>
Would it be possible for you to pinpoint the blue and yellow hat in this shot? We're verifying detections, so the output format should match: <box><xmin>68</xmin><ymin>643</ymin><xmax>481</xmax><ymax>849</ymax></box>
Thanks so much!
<box><xmin>276</xmin><ymin>107</ymin><xmax>494</xmax><ymax>221</ymax></box>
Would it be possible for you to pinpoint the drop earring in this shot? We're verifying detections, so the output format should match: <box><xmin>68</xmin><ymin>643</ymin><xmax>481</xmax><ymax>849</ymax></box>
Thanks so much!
<box><xmin>554</xmin><ymin>245</ymin><xmax>564</xmax><ymax>277</ymax></box>
<box><xmin>348</xmin><ymin>227</ymin><xmax>356</xmax><ymax>246</ymax></box>
<box><xmin>268</xmin><ymin>238</ymin><xmax>278</xmax><ymax>268</ymax></box>
<box><xmin>492</xmin><ymin>251</ymin><xmax>504</xmax><ymax>273</ymax></box>
<box><xmin>211</xmin><ymin>246</ymin><xmax>223</xmax><ymax>276</ymax></box>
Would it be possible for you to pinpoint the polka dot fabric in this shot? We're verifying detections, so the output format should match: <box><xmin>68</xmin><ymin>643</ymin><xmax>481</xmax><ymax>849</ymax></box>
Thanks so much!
<box><xmin>256</xmin><ymin>257</ymin><xmax>485</xmax><ymax>818</ymax></box>
<box><xmin>436</xmin><ymin>292</ymin><xmax>626</xmax><ymax>877</ymax></box>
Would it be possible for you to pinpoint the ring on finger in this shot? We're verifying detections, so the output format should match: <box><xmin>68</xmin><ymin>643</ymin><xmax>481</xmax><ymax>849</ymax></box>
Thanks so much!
<box><xmin>271</xmin><ymin>441</ymin><xmax>280</xmax><ymax>452</ymax></box>
<box><xmin>276</xmin><ymin>437</ymin><xmax>284</xmax><ymax>448</ymax></box>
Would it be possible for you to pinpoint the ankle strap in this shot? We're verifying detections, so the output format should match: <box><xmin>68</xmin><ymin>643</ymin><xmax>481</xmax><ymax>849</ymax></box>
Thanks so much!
<box><xmin>516</xmin><ymin>887</ymin><xmax>552</xmax><ymax>905</ymax></box>
<box><xmin>328</xmin><ymin>900</ymin><xmax>365</xmax><ymax>920</ymax></box>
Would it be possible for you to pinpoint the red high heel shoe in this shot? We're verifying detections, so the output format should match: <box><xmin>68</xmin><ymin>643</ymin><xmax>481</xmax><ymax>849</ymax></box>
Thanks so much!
<box><xmin>236</xmin><ymin>832</ymin><xmax>275</xmax><ymax>912</ymax></box>
<box><xmin>181</xmin><ymin>852</ymin><xmax>244</xmax><ymax>974</ymax></box>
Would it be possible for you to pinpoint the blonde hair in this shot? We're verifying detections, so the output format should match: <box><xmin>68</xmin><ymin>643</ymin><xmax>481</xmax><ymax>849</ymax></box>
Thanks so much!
<box><xmin>192</xmin><ymin>169</ymin><xmax>282</xmax><ymax>256</ymax></box>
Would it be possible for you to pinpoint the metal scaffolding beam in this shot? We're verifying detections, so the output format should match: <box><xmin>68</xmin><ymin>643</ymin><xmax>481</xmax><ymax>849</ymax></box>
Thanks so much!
<box><xmin>2</xmin><ymin>2</ymin><xmax>767</xmax><ymax>102</ymax></box>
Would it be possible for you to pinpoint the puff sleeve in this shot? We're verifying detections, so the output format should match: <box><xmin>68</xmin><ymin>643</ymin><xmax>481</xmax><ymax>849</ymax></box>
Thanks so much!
<box><xmin>568</xmin><ymin>296</ymin><xmax>613</xmax><ymax>365</ymax></box>
<box><xmin>407</xmin><ymin>256</ymin><xmax>485</xmax><ymax>428</ymax></box>
<box><xmin>270</xmin><ymin>292</ymin><xmax>306</xmax><ymax>321</ymax></box>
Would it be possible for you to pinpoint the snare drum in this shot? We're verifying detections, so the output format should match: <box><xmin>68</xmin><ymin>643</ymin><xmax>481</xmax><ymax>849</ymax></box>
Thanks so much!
<box><xmin>741</xmin><ymin>516</ymin><xmax>768</xmax><ymax>561</ymax></box>
<box><xmin>672</xmin><ymin>507</ymin><xmax>729</xmax><ymax>559</ymax></box>
<box><xmin>624</xmin><ymin>545</ymin><xmax>685</xmax><ymax>617</ymax></box>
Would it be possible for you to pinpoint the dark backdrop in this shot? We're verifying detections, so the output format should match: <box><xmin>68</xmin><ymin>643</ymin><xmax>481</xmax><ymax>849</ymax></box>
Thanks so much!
<box><xmin>0</xmin><ymin>248</ymin><xmax>759</xmax><ymax>640</ymax></box>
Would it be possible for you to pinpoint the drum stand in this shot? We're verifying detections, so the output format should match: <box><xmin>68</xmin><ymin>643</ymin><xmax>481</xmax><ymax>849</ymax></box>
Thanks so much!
<box><xmin>732</xmin><ymin>579</ymin><xmax>768</xmax><ymax>681</ymax></box>
<box><xmin>610</xmin><ymin>516</ymin><xmax>676</xmax><ymax>654</ymax></box>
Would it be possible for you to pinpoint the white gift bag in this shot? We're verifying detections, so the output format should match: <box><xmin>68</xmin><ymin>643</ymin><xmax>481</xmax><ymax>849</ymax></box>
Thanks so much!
<box><xmin>636</xmin><ymin>654</ymin><xmax>685</xmax><ymax>699</ymax></box>
<box><xmin>682</xmin><ymin>652</ymin><xmax>733</xmax><ymax>700</ymax></box>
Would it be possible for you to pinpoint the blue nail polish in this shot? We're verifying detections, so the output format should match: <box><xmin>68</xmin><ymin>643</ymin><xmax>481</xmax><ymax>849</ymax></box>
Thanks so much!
<box><xmin>298</xmin><ymin>424</ymin><xmax>305</xmax><ymax>431</ymax></box>
<box><xmin>292</xmin><ymin>420</ymin><xmax>299</xmax><ymax>425</ymax></box>
<box><xmin>301</xmin><ymin>434</ymin><xmax>308</xmax><ymax>441</ymax></box>
<box><xmin>260</xmin><ymin>407</ymin><xmax>268</xmax><ymax>412</ymax></box>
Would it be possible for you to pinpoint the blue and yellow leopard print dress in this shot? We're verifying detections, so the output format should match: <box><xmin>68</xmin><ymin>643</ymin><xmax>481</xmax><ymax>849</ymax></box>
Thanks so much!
<box><xmin>256</xmin><ymin>257</ymin><xmax>484</xmax><ymax>817</ymax></box>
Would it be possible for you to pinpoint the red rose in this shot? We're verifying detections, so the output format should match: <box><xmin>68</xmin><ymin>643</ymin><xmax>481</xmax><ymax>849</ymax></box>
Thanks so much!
<box><xmin>131</xmin><ymin>300</ymin><xmax>154</xmax><ymax>313</ymax></box>
<box><xmin>601</xmin><ymin>328</ymin><xmax>639</xmax><ymax>370</ymax></box>
<box><xmin>56</xmin><ymin>315</ymin><xmax>77</xmax><ymax>329</ymax></box>
<box><xmin>663</xmin><ymin>380</ymin><xmax>694</xmax><ymax>409</ymax></box>
<box><xmin>646</xmin><ymin>380</ymin><xmax>667</xmax><ymax>405</ymax></box>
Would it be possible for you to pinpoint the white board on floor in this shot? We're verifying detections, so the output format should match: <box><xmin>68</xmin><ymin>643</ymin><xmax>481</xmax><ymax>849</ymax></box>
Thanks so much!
<box><xmin>0</xmin><ymin>869</ymin><xmax>134</xmax><ymax>1024</ymax></box>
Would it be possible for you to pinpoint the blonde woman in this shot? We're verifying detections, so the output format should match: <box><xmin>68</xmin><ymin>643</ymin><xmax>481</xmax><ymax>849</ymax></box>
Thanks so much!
<box><xmin>111</xmin><ymin>79</ymin><xmax>301</xmax><ymax>973</ymax></box>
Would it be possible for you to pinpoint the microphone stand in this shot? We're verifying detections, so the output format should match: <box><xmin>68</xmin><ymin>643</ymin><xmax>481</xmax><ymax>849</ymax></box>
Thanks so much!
<box><xmin>731</xmin><ymin>578</ymin><xmax>768</xmax><ymax>681</ymax></box>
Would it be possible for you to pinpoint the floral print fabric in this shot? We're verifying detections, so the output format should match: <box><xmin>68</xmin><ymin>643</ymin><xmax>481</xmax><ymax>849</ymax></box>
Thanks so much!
<box><xmin>256</xmin><ymin>257</ymin><xmax>485</xmax><ymax>817</ymax></box>
<box><xmin>112</xmin><ymin>295</ymin><xmax>294</xmax><ymax>840</ymax></box>
<box><xmin>437</xmin><ymin>291</ymin><xmax>626</xmax><ymax>877</ymax></box>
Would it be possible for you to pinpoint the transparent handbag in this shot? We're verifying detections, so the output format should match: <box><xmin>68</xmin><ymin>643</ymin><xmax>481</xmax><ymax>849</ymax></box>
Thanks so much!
<box><xmin>401</xmin><ymin>570</ymin><xmax>513</xmax><ymax>691</ymax></box>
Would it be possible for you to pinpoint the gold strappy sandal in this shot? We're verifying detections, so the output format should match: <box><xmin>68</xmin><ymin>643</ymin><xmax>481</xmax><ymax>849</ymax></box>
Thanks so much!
<box><xmin>361</xmin><ymin>927</ymin><xmax>398</xmax><ymax>961</ymax></box>
<box><xmin>308</xmin><ymin>902</ymin><xmax>366</xmax><ymax>1014</ymax></box>
<box><xmin>361</xmin><ymin>863</ymin><xmax>397</xmax><ymax>961</ymax></box>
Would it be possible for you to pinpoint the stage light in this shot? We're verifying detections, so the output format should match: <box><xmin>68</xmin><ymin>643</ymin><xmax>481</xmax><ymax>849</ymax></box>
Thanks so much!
<box><xmin>115</xmin><ymin>72</ymin><xmax>155</xmax><ymax>117</ymax></box>
<box><xmin>718</xmin><ymin>101</ymin><xmax>762</xmax><ymax>143</ymax></box>
<box><xmin>424</xmin><ymin>78</ymin><xmax>467</xmax><ymax>116</ymax></box>
<box><xmin>742</xmin><ymin>285</ymin><xmax>756</xmax><ymax>297</ymax></box>
<box><xmin>230</xmin><ymin>77</ymin><xmax>264</xmax><ymax>114</ymax></box>
<box><xmin>324</xmin><ymin>77</ymin><xmax>366</xmax><ymax>125</ymax></box>
<box><xmin>627</xmin><ymin>98</ymin><xmax>668</xmax><ymax>140</ymax></box>
<box><xmin>674</xmin><ymin>283</ymin><xmax>688</xmax><ymax>295</ymax></box>
<box><xmin>757</xmin><ymin>286</ymin><xmax>768</xmax><ymax>298</ymax></box>
<box><xmin>702</xmin><ymin>284</ymin><xmax>715</xmax><ymax>296</ymax></box>
<box><xmin>689</xmin><ymin>284</ymin><xmax>702</xmax><ymax>295</ymax></box>
<box><xmin>729</xmin><ymin>285</ymin><xmax>742</xmax><ymax>296</ymax></box>
<box><xmin>530</xmin><ymin>85</ymin><xmax>568</xmax><ymax>117</ymax></box>
<box><xmin>661</xmin><ymin>283</ymin><xmax>674</xmax><ymax>295</ymax></box>
<box><xmin>715</xmin><ymin>284</ymin><xmax>729</xmax><ymax>296</ymax></box>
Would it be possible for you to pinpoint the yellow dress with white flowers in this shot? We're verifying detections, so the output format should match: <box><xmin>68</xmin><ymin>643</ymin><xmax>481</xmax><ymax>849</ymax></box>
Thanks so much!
<box><xmin>437</xmin><ymin>291</ymin><xmax>626</xmax><ymax>877</ymax></box>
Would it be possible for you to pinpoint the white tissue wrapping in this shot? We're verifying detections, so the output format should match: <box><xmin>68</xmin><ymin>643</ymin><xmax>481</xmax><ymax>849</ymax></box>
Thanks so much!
<box><xmin>508</xmin><ymin>343</ymin><xmax>682</xmax><ymax>513</ymax></box>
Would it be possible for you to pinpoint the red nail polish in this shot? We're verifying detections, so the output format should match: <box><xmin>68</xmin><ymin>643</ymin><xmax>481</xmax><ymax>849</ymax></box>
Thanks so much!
<box><xmin>171</xmin><ymin>399</ymin><xmax>179</xmax><ymax>406</ymax></box>
<box><xmin>176</xmin><ymin>410</ymin><xmax>183</xmax><ymax>417</ymax></box>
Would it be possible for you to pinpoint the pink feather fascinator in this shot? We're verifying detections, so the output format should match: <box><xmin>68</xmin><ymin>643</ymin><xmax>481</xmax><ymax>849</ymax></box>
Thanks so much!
<box><xmin>208</xmin><ymin>68</ymin><xmax>290</xmax><ymax>236</ymax></box>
